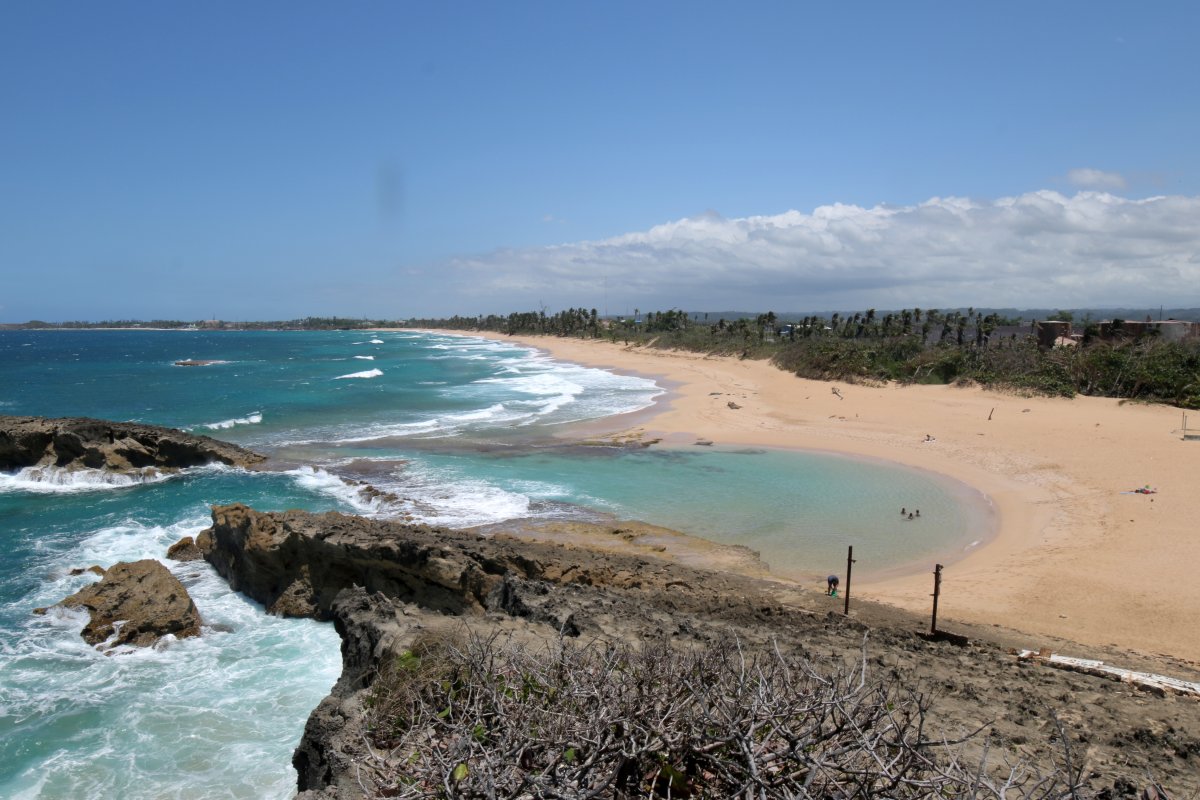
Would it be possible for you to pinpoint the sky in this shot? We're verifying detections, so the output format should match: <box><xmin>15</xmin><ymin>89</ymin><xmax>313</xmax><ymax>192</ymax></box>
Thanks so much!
<box><xmin>2</xmin><ymin>1</ymin><xmax>1198</xmax><ymax>322</ymax></box>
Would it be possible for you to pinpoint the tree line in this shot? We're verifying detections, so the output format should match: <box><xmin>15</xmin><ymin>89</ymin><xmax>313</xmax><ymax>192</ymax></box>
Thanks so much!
<box><xmin>401</xmin><ymin>307</ymin><xmax>1200</xmax><ymax>409</ymax></box>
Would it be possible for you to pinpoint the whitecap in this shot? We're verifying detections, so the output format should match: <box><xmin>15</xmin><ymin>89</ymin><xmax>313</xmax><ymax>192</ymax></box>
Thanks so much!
<box><xmin>172</xmin><ymin>358</ymin><xmax>230</xmax><ymax>367</ymax></box>
<box><xmin>333</xmin><ymin>368</ymin><xmax>383</xmax><ymax>380</ymax></box>
<box><xmin>199</xmin><ymin>412</ymin><xmax>263</xmax><ymax>431</ymax></box>
<box><xmin>368</xmin><ymin>339</ymin><xmax>384</xmax><ymax>344</ymax></box>
<box><xmin>373</xmin><ymin>463</ymin><xmax>531</xmax><ymax>527</ymax></box>
<box><xmin>284</xmin><ymin>466</ymin><xmax>399</xmax><ymax>516</ymax></box>
<box><xmin>353</xmin><ymin>355</ymin><xmax>375</xmax><ymax>360</ymax></box>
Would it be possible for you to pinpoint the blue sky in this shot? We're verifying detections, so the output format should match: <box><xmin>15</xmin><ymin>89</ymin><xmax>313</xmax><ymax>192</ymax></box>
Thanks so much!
<box><xmin>2</xmin><ymin>2</ymin><xmax>1198</xmax><ymax>321</ymax></box>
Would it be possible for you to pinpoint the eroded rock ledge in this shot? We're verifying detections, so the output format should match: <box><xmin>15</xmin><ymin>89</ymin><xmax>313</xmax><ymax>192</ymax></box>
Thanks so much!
<box><xmin>0</xmin><ymin>415</ymin><xmax>266</xmax><ymax>472</ymax></box>
<box><xmin>196</xmin><ymin>503</ymin><xmax>739</xmax><ymax>626</ymax></box>
<box><xmin>196</xmin><ymin>504</ymin><xmax>1200</xmax><ymax>798</ymax></box>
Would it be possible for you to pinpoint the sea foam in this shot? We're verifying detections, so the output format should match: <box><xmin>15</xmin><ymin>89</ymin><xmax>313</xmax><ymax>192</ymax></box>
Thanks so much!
<box><xmin>285</xmin><ymin>466</ymin><xmax>402</xmax><ymax>516</ymax></box>
<box><xmin>0</xmin><ymin>466</ymin><xmax>176</xmax><ymax>494</ymax></box>
<box><xmin>334</xmin><ymin>368</ymin><xmax>383</xmax><ymax>380</ymax></box>
<box><xmin>366</xmin><ymin>463</ymin><xmax>531</xmax><ymax>528</ymax></box>
<box><xmin>200</xmin><ymin>411</ymin><xmax>263</xmax><ymax>430</ymax></box>
<box><xmin>0</xmin><ymin>515</ymin><xmax>339</xmax><ymax>799</ymax></box>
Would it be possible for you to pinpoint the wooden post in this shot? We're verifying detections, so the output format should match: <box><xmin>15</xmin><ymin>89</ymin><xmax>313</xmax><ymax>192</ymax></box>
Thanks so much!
<box><xmin>931</xmin><ymin>563</ymin><xmax>943</xmax><ymax>634</ymax></box>
<box><xmin>843</xmin><ymin>545</ymin><xmax>856</xmax><ymax>616</ymax></box>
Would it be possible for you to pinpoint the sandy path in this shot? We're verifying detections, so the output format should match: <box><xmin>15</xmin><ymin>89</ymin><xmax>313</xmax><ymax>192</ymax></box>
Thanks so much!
<box><xmin>412</xmin><ymin>331</ymin><xmax>1200</xmax><ymax>663</ymax></box>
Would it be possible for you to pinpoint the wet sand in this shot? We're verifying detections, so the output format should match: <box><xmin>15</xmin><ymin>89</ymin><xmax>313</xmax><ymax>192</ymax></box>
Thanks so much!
<box><xmin>410</xmin><ymin>330</ymin><xmax>1200</xmax><ymax>664</ymax></box>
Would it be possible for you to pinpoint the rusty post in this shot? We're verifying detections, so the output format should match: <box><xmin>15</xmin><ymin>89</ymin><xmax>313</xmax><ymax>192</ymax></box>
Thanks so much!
<box><xmin>931</xmin><ymin>563</ymin><xmax>943</xmax><ymax>634</ymax></box>
<box><xmin>843</xmin><ymin>545</ymin><xmax>855</xmax><ymax>616</ymax></box>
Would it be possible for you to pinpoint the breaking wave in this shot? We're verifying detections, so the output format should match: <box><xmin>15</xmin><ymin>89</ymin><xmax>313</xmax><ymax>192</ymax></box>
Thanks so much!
<box><xmin>0</xmin><ymin>466</ymin><xmax>177</xmax><ymax>494</ymax></box>
<box><xmin>200</xmin><ymin>412</ymin><xmax>263</xmax><ymax>430</ymax></box>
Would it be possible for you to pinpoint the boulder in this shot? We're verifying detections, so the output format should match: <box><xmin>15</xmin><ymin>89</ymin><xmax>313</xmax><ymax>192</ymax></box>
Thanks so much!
<box><xmin>166</xmin><ymin>535</ymin><xmax>203</xmax><ymax>562</ymax></box>
<box><xmin>57</xmin><ymin>559</ymin><xmax>203</xmax><ymax>648</ymax></box>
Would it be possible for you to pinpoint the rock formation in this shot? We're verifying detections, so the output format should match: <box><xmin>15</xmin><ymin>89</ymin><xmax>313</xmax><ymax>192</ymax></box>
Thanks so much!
<box><xmin>198</xmin><ymin>503</ymin><xmax>653</xmax><ymax>622</ymax></box>
<box><xmin>197</xmin><ymin>504</ymin><xmax>1200</xmax><ymax>798</ymax></box>
<box><xmin>0</xmin><ymin>415</ymin><xmax>265</xmax><ymax>473</ymax></box>
<box><xmin>54</xmin><ymin>559</ymin><xmax>203</xmax><ymax>649</ymax></box>
<box><xmin>166</xmin><ymin>535</ymin><xmax>204</xmax><ymax>561</ymax></box>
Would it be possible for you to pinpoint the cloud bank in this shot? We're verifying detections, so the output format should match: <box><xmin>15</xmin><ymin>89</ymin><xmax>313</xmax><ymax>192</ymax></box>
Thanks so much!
<box><xmin>1067</xmin><ymin>168</ymin><xmax>1127</xmax><ymax>190</ymax></box>
<box><xmin>449</xmin><ymin>190</ymin><xmax>1200</xmax><ymax>312</ymax></box>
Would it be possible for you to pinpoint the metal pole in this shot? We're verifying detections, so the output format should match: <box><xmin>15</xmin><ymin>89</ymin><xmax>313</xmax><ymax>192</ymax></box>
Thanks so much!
<box><xmin>931</xmin><ymin>563</ymin><xmax>943</xmax><ymax>634</ymax></box>
<box><xmin>844</xmin><ymin>545</ymin><xmax>856</xmax><ymax>616</ymax></box>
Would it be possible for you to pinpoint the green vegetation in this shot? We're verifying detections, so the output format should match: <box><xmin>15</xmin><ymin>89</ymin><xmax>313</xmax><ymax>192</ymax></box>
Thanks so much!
<box><xmin>405</xmin><ymin>307</ymin><xmax>1200</xmax><ymax>408</ymax></box>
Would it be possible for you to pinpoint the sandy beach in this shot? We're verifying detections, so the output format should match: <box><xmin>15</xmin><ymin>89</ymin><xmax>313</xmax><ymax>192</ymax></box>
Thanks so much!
<box><xmin>419</xmin><ymin>330</ymin><xmax>1200</xmax><ymax>665</ymax></box>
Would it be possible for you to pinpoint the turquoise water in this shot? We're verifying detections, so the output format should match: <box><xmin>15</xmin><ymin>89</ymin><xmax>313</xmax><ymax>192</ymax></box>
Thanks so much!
<box><xmin>415</xmin><ymin>446</ymin><xmax>986</xmax><ymax>576</ymax></box>
<box><xmin>0</xmin><ymin>329</ymin><xmax>987</xmax><ymax>798</ymax></box>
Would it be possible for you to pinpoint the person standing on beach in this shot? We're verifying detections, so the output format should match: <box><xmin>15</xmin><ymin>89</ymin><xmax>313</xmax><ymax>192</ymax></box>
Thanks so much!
<box><xmin>826</xmin><ymin>575</ymin><xmax>839</xmax><ymax>596</ymax></box>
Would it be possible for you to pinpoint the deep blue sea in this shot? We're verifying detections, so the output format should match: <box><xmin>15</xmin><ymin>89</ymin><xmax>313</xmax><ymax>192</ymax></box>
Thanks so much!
<box><xmin>0</xmin><ymin>329</ymin><xmax>989</xmax><ymax>798</ymax></box>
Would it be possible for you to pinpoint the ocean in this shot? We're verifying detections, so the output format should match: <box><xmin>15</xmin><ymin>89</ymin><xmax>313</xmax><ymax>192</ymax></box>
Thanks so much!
<box><xmin>0</xmin><ymin>329</ymin><xmax>988</xmax><ymax>798</ymax></box>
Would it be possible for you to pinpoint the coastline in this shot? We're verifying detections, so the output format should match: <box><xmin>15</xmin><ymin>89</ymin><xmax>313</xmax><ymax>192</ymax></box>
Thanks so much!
<box><xmin>412</xmin><ymin>329</ymin><xmax>1200</xmax><ymax>664</ymax></box>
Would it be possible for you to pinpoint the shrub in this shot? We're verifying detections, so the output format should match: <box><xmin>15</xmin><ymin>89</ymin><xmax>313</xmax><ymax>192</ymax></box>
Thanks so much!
<box><xmin>361</xmin><ymin>633</ymin><xmax>1089</xmax><ymax>798</ymax></box>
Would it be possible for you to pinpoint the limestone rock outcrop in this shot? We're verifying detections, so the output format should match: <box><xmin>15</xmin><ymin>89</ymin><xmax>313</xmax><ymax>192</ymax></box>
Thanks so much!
<box><xmin>56</xmin><ymin>559</ymin><xmax>203</xmax><ymax>648</ymax></box>
<box><xmin>199</xmin><ymin>504</ymin><xmax>1200</xmax><ymax>799</ymax></box>
<box><xmin>0</xmin><ymin>415</ymin><xmax>266</xmax><ymax>473</ymax></box>
<box><xmin>200</xmin><ymin>504</ymin><xmax>572</xmax><ymax>620</ymax></box>
<box><xmin>293</xmin><ymin>588</ymin><xmax>437</xmax><ymax>796</ymax></box>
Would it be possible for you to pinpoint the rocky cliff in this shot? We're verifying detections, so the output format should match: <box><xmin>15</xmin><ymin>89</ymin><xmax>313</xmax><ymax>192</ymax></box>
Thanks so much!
<box><xmin>0</xmin><ymin>415</ymin><xmax>265</xmax><ymax>472</ymax></box>
<box><xmin>196</xmin><ymin>505</ymin><xmax>1200</xmax><ymax>798</ymax></box>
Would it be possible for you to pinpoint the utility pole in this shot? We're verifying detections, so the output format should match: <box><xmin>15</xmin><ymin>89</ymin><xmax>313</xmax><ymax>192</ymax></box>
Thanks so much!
<box><xmin>843</xmin><ymin>545</ymin><xmax>856</xmax><ymax>616</ymax></box>
<box><xmin>930</xmin><ymin>563</ymin><xmax>943</xmax><ymax>634</ymax></box>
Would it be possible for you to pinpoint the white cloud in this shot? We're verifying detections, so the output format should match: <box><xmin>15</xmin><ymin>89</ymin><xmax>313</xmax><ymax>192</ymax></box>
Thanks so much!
<box><xmin>448</xmin><ymin>190</ymin><xmax>1200</xmax><ymax>312</ymax></box>
<box><xmin>1067</xmin><ymin>168</ymin><xmax>1127</xmax><ymax>190</ymax></box>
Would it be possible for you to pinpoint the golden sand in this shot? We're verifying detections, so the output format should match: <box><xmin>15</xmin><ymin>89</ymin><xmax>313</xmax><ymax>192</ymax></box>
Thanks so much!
<box><xmin>412</xmin><ymin>330</ymin><xmax>1200</xmax><ymax>662</ymax></box>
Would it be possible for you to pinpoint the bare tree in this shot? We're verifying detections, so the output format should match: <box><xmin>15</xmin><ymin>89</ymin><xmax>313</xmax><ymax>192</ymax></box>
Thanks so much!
<box><xmin>358</xmin><ymin>632</ymin><xmax>1095</xmax><ymax>799</ymax></box>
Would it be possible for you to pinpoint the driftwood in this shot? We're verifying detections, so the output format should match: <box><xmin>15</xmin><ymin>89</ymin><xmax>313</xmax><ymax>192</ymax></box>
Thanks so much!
<box><xmin>1016</xmin><ymin>649</ymin><xmax>1200</xmax><ymax>699</ymax></box>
